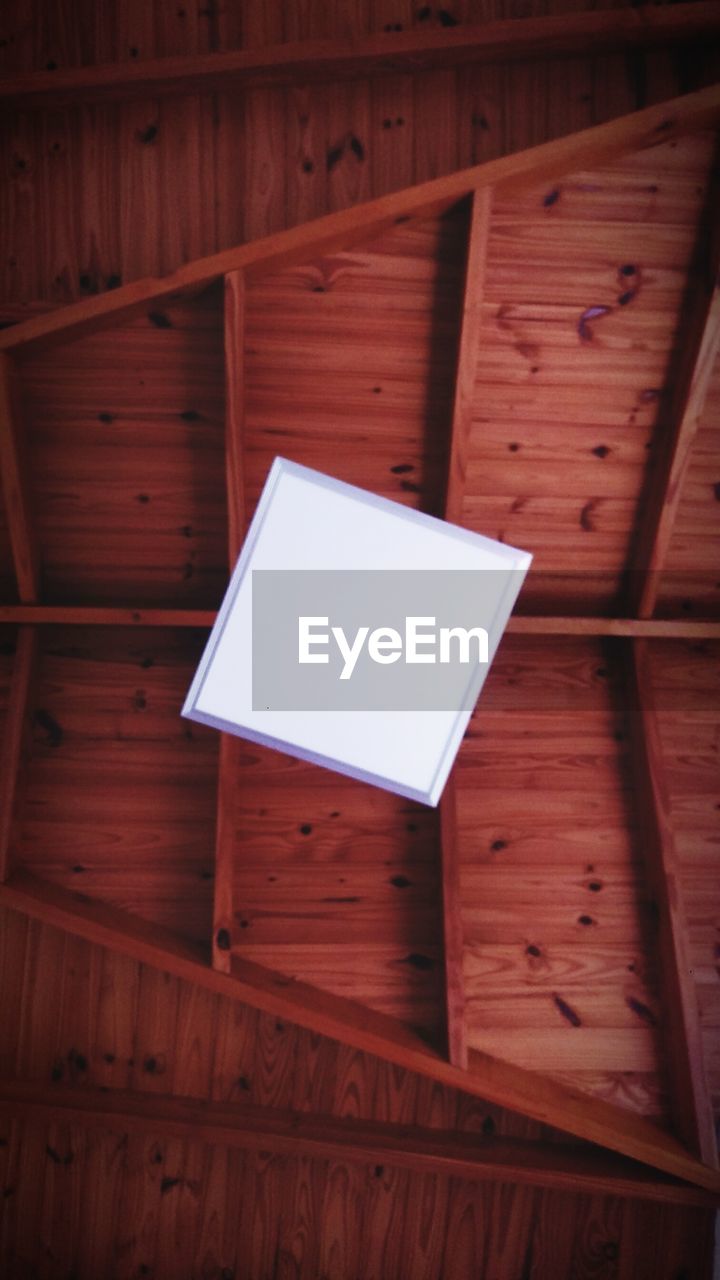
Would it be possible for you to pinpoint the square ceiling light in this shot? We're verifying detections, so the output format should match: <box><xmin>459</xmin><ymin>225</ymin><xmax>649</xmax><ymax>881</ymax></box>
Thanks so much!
<box><xmin>183</xmin><ymin>458</ymin><xmax>531</xmax><ymax>806</ymax></box>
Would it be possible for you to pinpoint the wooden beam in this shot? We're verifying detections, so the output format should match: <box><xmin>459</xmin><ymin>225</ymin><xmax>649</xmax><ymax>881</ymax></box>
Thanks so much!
<box><xmin>628</xmin><ymin>167</ymin><xmax>720</xmax><ymax>618</ymax></box>
<box><xmin>439</xmin><ymin>189</ymin><xmax>493</xmax><ymax>1068</ymax></box>
<box><xmin>0</xmin><ymin>628</ymin><xmax>38</xmax><ymax>883</ymax></box>
<box><xmin>0</xmin><ymin>352</ymin><xmax>40</xmax><ymax>601</ymax></box>
<box><xmin>212</xmin><ymin>735</ymin><xmax>237</xmax><ymax>972</ymax></box>
<box><xmin>2</xmin><ymin>869</ymin><xmax>719</xmax><ymax>1193</ymax></box>
<box><xmin>1</xmin><ymin>87</ymin><xmax>718</xmax><ymax>355</ymax></box>
<box><xmin>224</xmin><ymin>271</ymin><xmax>246</xmax><ymax>567</ymax></box>
<box><xmin>1</xmin><ymin>1079</ymin><xmax>716</xmax><ymax>1207</ymax></box>
<box><xmin>439</xmin><ymin>780</ymin><xmax>467</xmax><ymax>1070</ymax></box>
<box><xmin>625</xmin><ymin>640</ymin><xmax>718</xmax><ymax>1168</ymax></box>
<box><xmin>445</xmin><ymin>189</ymin><xmax>491</xmax><ymax>526</ymax></box>
<box><xmin>211</xmin><ymin>270</ymin><xmax>247</xmax><ymax>974</ymax></box>
<box><xmin>0</xmin><ymin>606</ymin><xmax>216</xmax><ymax>628</ymax></box>
<box><xmin>1</xmin><ymin>605</ymin><xmax>720</xmax><ymax>639</ymax></box>
<box><xmin>505</xmin><ymin>617</ymin><xmax>720</xmax><ymax>640</ymax></box>
<box><xmin>2</xmin><ymin>6</ymin><xmax>719</xmax><ymax>111</ymax></box>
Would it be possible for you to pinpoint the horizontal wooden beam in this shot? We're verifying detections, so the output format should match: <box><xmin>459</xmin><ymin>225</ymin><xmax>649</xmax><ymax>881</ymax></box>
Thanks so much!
<box><xmin>2</xmin><ymin>5</ymin><xmax>719</xmax><ymax>111</ymax></box>
<box><xmin>1</xmin><ymin>86</ymin><xmax>718</xmax><ymax>355</ymax></box>
<box><xmin>1</xmin><ymin>870</ymin><xmax>719</xmax><ymax>1194</ymax></box>
<box><xmin>0</xmin><ymin>352</ymin><xmax>40</xmax><ymax>601</ymax></box>
<box><xmin>0</xmin><ymin>628</ymin><xmax>39</xmax><ymax>883</ymax></box>
<box><xmin>505</xmin><ymin>617</ymin><xmax>720</xmax><ymax>640</ymax></box>
<box><xmin>0</xmin><ymin>606</ymin><xmax>216</xmax><ymax>628</ymax></box>
<box><xmin>1</xmin><ymin>604</ymin><xmax>719</xmax><ymax>640</ymax></box>
<box><xmin>625</xmin><ymin>641</ymin><xmax>718</xmax><ymax>1167</ymax></box>
<box><xmin>1</xmin><ymin>1078</ymin><xmax>716</xmax><ymax>1207</ymax></box>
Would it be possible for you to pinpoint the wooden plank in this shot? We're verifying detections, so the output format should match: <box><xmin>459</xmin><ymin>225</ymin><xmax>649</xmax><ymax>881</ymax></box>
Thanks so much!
<box><xmin>213</xmin><ymin>737</ymin><xmax>236</xmax><ymax>973</ymax></box>
<box><xmin>629</xmin><ymin>168</ymin><xmax>720</xmax><ymax>618</ymax></box>
<box><xmin>438</xmin><ymin>189</ymin><xmax>493</xmax><ymax>1069</ymax></box>
<box><xmin>243</xmin><ymin>206</ymin><xmax>464</xmax><ymax>524</ymax></box>
<box><xmin>1</xmin><ymin>870</ymin><xmax>719</xmax><ymax>1193</ymax></box>
<box><xmin>0</xmin><ymin>1078</ymin><xmax>716</xmax><ymax>1208</ymax></box>
<box><xmin>13</xmin><ymin>293</ymin><xmax>227</xmax><ymax>610</ymax></box>
<box><xmin>505</xmin><ymin>618</ymin><xmax>720</xmax><ymax>640</ymax></box>
<box><xmin>0</xmin><ymin>606</ymin><xmax>218</xmax><ymax>628</ymax></box>
<box><xmin>2</xmin><ymin>87</ymin><xmax>719</xmax><ymax>354</ymax></box>
<box><xmin>625</xmin><ymin>640</ymin><xmax>718</xmax><ymax>1167</ymax></box>
<box><xmin>2</xmin><ymin>604</ymin><xmax>720</xmax><ymax>638</ymax></box>
<box><xmin>439</xmin><ymin>781</ymin><xmax>466</xmax><ymax>1070</ymax></box>
<box><xmin>0</xmin><ymin>628</ymin><xmax>38</xmax><ymax>883</ymax></box>
<box><xmin>224</xmin><ymin>270</ymin><xmax>246</xmax><ymax>566</ymax></box>
<box><xmin>0</xmin><ymin>352</ymin><xmax>39</xmax><ymax>601</ymax></box>
<box><xmin>3</xmin><ymin>6</ymin><xmax>720</xmax><ymax>111</ymax></box>
<box><xmin>211</xmin><ymin>270</ymin><xmax>247</xmax><ymax>975</ymax></box>
<box><xmin>445</xmin><ymin>188</ymin><xmax>491</xmax><ymax>526</ymax></box>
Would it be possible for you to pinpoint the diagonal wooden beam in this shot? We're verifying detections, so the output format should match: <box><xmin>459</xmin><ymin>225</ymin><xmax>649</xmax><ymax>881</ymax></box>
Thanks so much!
<box><xmin>2</xmin><ymin>605</ymin><xmax>720</xmax><ymax>639</ymax></box>
<box><xmin>211</xmin><ymin>269</ymin><xmax>247</xmax><ymax>974</ymax></box>
<box><xmin>624</xmin><ymin>640</ymin><xmax>718</xmax><ymax>1167</ymax></box>
<box><xmin>2</xmin><ymin>869</ymin><xmax>719</xmax><ymax>1193</ymax></box>
<box><xmin>1</xmin><ymin>1078</ymin><xmax>716</xmax><ymax>1207</ymax></box>
<box><xmin>439</xmin><ymin>188</ymin><xmax>493</xmax><ymax>1069</ymax></box>
<box><xmin>0</xmin><ymin>627</ymin><xmax>39</xmax><ymax>883</ymax></box>
<box><xmin>2</xmin><ymin>5</ymin><xmax>719</xmax><ymax>111</ymax></box>
<box><xmin>628</xmin><ymin>165</ymin><xmax>720</xmax><ymax>618</ymax></box>
<box><xmin>1</xmin><ymin>88</ymin><xmax>718</xmax><ymax>356</ymax></box>
<box><xmin>0</xmin><ymin>352</ymin><xmax>40</xmax><ymax>601</ymax></box>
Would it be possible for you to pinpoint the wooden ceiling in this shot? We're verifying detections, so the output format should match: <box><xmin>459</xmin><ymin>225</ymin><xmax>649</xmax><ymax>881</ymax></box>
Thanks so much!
<box><xmin>1</xmin><ymin>2</ymin><xmax>720</xmax><ymax>1275</ymax></box>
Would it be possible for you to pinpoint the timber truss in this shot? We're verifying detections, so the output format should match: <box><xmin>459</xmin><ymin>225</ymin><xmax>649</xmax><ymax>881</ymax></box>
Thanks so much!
<box><xmin>1</xmin><ymin>83</ymin><xmax>720</xmax><ymax>1202</ymax></box>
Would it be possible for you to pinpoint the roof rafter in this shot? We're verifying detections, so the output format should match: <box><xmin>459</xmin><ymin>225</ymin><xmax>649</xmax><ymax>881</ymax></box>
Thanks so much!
<box><xmin>2</xmin><ymin>5</ymin><xmax>718</xmax><ymax>112</ymax></box>
<box><xmin>1</xmin><ymin>86</ymin><xmax>718</xmax><ymax>356</ymax></box>
<box><xmin>1</xmin><ymin>1078</ymin><xmax>716</xmax><ymax>1207</ymax></box>
<box><xmin>0</xmin><ymin>353</ymin><xmax>40</xmax><ymax>601</ymax></box>
<box><xmin>2</xmin><ymin>605</ymin><xmax>720</xmax><ymax>638</ymax></box>
<box><xmin>627</xmin><ymin>161</ymin><xmax>720</xmax><ymax>618</ymax></box>
<box><xmin>2</xmin><ymin>869</ymin><xmax>719</xmax><ymax>1194</ymax></box>
<box><xmin>440</xmin><ymin>187</ymin><xmax>493</xmax><ymax>1070</ymax></box>
<box><xmin>0</xmin><ymin>628</ymin><xmax>39</xmax><ymax>884</ymax></box>
<box><xmin>1</xmin><ymin>87</ymin><xmax>720</xmax><ymax>1205</ymax></box>
<box><xmin>211</xmin><ymin>268</ymin><xmax>247</xmax><ymax>975</ymax></box>
<box><xmin>625</xmin><ymin>641</ymin><xmax>718</xmax><ymax>1167</ymax></box>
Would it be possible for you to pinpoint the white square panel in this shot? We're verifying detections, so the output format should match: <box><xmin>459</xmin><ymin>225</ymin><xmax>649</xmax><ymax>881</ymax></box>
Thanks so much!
<box><xmin>183</xmin><ymin>457</ymin><xmax>531</xmax><ymax>805</ymax></box>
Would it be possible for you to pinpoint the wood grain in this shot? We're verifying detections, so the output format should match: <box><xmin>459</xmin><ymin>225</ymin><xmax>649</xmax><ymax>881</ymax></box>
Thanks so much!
<box><xmin>1</xmin><ymin>1077</ymin><xmax>717</xmax><ymax>1207</ymax></box>
<box><xmin>3</xmin><ymin>6</ymin><xmax>719</xmax><ymax>110</ymax></box>
<box><xmin>0</xmin><ymin>353</ymin><xmax>40</xmax><ymax>601</ymax></box>
<box><xmin>3</xmin><ymin>869</ymin><xmax>720</xmax><ymax>1193</ymax></box>
<box><xmin>438</xmin><ymin>190</ymin><xmax>492</xmax><ymax>1070</ymax></box>
<box><xmin>0</xmin><ymin>627</ymin><xmax>38</xmax><ymax>882</ymax></box>
<box><xmin>457</xmin><ymin>637</ymin><xmax>669</xmax><ymax>1118</ymax></box>
<box><xmin>625</xmin><ymin>640</ymin><xmax>718</xmax><ymax>1166</ymax></box>
<box><xmin>211</xmin><ymin>269</ymin><xmax>247</xmax><ymax>975</ymax></box>
<box><xmin>0</xmin><ymin>17</ymin><xmax>719</xmax><ymax>1264</ymax></box>
<box><xmin>628</xmin><ymin>159</ymin><xmax>720</xmax><ymax>618</ymax></box>
<box><xmin>1</xmin><ymin>86</ymin><xmax>718</xmax><ymax>353</ymax></box>
<box><xmin>3</xmin><ymin>604</ymin><xmax>720</xmax><ymax>638</ymax></box>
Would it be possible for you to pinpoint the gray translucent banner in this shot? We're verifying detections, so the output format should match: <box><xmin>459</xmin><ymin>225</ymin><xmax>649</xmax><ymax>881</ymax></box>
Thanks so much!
<box><xmin>251</xmin><ymin>569</ymin><xmax>519</xmax><ymax>711</ymax></box>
